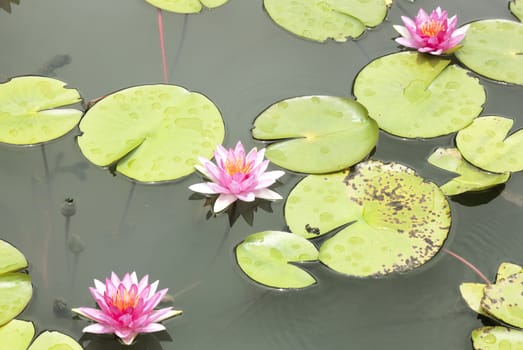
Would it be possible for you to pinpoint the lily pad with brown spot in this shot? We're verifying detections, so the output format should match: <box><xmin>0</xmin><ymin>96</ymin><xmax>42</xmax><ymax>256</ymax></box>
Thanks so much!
<box><xmin>472</xmin><ymin>327</ymin><xmax>523</xmax><ymax>350</ymax></box>
<box><xmin>145</xmin><ymin>0</ymin><xmax>228</xmax><ymax>13</ymax></box>
<box><xmin>0</xmin><ymin>320</ymin><xmax>34</xmax><ymax>350</ymax></box>
<box><xmin>496</xmin><ymin>262</ymin><xmax>523</xmax><ymax>281</ymax></box>
<box><xmin>482</xmin><ymin>271</ymin><xmax>523</xmax><ymax>328</ymax></box>
<box><xmin>285</xmin><ymin>160</ymin><xmax>451</xmax><ymax>277</ymax></box>
<box><xmin>511</xmin><ymin>0</ymin><xmax>523</xmax><ymax>22</ymax></box>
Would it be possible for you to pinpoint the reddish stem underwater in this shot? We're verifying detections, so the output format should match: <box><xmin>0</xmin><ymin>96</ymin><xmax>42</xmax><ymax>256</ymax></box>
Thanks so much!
<box><xmin>157</xmin><ymin>9</ymin><xmax>168</xmax><ymax>83</ymax></box>
<box><xmin>443</xmin><ymin>248</ymin><xmax>491</xmax><ymax>285</ymax></box>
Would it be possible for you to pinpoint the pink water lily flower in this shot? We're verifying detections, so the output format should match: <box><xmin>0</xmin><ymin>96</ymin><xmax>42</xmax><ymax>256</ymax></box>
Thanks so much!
<box><xmin>393</xmin><ymin>7</ymin><xmax>468</xmax><ymax>55</ymax></box>
<box><xmin>72</xmin><ymin>272</ymin><xmax>182</xmax><ymax>345</ymax></box>
<box><xmin>189</xmin><ymin>141</ymin><xmax>285</xmax><ymax>213</ymax></box>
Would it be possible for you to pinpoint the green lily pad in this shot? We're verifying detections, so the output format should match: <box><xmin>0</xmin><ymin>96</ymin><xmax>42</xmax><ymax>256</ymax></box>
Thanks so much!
<box><xmin>472</xmin><ymin>327</ymin><xmax>523</xmax><ymax>350</ymax></box>
<box><xmin>455</xmin><ymin>20</ymin><xmax>523</xmax><ymax>85</ymax></box>
<box><xmin>145</xmin><ymin>0</ymin><xmax>228</xmax><ymax>13</ymax></box>
<box><xmin>0</xmin><ymin>240</ymin><xmax>27</xmax><ymax>275</ymax></box>
<box><xmin>235</xmin><ymin>231</ymin><xmax>318</xmax><ymax>289</ymax></box>
<box><xmin>482</xmin><ymin>271</ymin><xmax>523</xmax><ymax>328</ymax></box>
<box><xmin>460</xmin><ymin>283</ymin><xmax>489</xmax><ymax>316</ymax></box>
<box><xmin>456</xmin><ymin>116</ymin><xmax>523</xmax><ymax>173</ymax></box>
<box><xmin>285</xmin><ymin>160</ymin><xmax>451</xmax><ymax>277</ymax></box>
<box><xmin>496</xmin><ymin>262</ymin><xmax>522</xmax><ymax>282</ymax></box>
<box><xmin>427</xmin><ymin>147</ymin><xmax>510</xmax><ymax>195</ymax></box>
<box><xmin>0</xmin><ymin>273</ymin><xmax>32</xmax><ymax>326</ymax></box>
<box><xmin>263</xmin><ymin>0</ymin><xmax>388</xmax><ymax>42</ymax></box>
<box><xmin>0</xmin><ymin>76</ymin><xmax>82</xmax><ymax>145</ymax></box>
<box><xmin>28</xmin><ymin>331</ymin><xmax>83</xmax><ymax>350</ymax></box>
<box><xmin>353</xmin><ymin>52</ymin><xmax>485</xmax><ymax>138</ymax></box>
<box><xmin>252</xmin><ymin>96</ymin><xmax>378</xmax><ymax>174</ymax></box>
<box><xmin>0</xmin><ymin>320</ymin><xmax>34</xmax><ymax>350</ymax></box>
<box><xmin>78</xmin><ymin>84</ymin><xmax>225</xmax><ymax>182</ymax></box>
<box><xmin>511</xmin><ymin>0</ymin><xmax>523</xmax><ymax>22</ymax></box>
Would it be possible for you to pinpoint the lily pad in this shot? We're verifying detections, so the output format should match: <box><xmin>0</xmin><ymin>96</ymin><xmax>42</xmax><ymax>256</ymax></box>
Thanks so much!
<box><xmin>472</xmin><ymin>327</ymin><xmax>523</xmax><ymax>350</ymax></box>
<box><xmin>78</xmin><ymin>84</ymin><xmax>225</xmax><ymax>182</ymax></box>
<box><xmin>427</xmin><ymin>147</ymin><xmax>510</xmax><ymax>195</ymax></box>
<box><xmin>285</xmin><ymin>160</ymin><xmax>451</xmax><ymax>277</ymax></box>
<box><xmin>460</xmin><ymin>283</ymin><xmax>489</xmax><ymax>316</ymax></box>
<box><xmin>455</xmin><ymin>20</ymin><xmax>523</xmax><ymax>85</ymax></box>
<box><xmin>496</xmin><ymin>262</ymin><xmax>522</xmax><ymax>281</ymax></box>
<box><xmin>0</xmin><ymin>240</ymin><xmax>27</xmax><ymax>275</ymax></box>
<box><xmin>0</xmin><ymin>320</ymin><xmax>34</xmax><ymax>350</ymax></box>
<box><xmin>28</xmin><ymin>331</ymin><xmax>83</xmax><ymax>350</ymax></box>
<box><xmin>252</xmin><ymin>96</ymin><xmax>378</xmax><ymax>174</ymax></box>
<box><xmin>0</xmin><ymin>273</ymin><xmax>32</xmax><ymax>326</ymax></box>
<box><xmin>353</xmin><ymin>52</ymin><xmax>485</xmax><ymax>138</ymax></box>
<box><xmin>0</xmin><ymin>76</ymin><xmax>82</xmax><ymax>145</ymax></box>
<box><xmin>235</xmin><ymin>231</ymin><xmax>318</xmax><ymax>289</ymax></box>
<box><xmin>482</xmin><ymin>271</ymin><xmax>523</xmax><ymax>328</ymax></box>
<box><xmin>145</xmin><ymin>0</ymin><xmax>228</xmax><ymax>13</ymax></box>
<box><xmin>263</xmin><ymin>0</ymin><xmax>388</xmax><ymax>42</ymax></box>
<box><xmin>456</xmin><ymin>116</ymin><xmax>523</xmax><ymax>173</ymax></box>
<box><xmin>511</xmin><ymin>0</ymin><xmax>523</xmax><ymax>22</ymax></box>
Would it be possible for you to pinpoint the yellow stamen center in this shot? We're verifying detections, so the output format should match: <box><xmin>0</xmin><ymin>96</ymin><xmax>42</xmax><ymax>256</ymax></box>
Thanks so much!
<box><xmin>112</xmin><ymin>288</ymin><xmax>139</xmax><ymax>311</ymax></box>
<box><xmin>420</xmin><ymin>19</ymin><xmax>444</xmax><ymax>37</ymax></box>
<box><xmin>224</xmin><ymin>158</ymin><xmax>252</xmax><ymax>176</ymax></box>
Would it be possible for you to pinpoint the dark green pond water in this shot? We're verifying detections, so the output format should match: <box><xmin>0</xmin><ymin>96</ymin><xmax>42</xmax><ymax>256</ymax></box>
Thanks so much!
<box><xmin>0</xmin><ymin>0</ymin><xmax>522</xmax><ymax>349</ymax></box>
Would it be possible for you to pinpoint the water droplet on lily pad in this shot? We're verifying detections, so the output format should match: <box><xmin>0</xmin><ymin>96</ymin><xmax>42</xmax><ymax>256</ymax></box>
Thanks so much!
<box><xmin>145</xmin><ymin>0</ymin><xmax>229</xmax><ymax>13</ymax></box>
<box><xmin>472</xmin><ymin>327</ymin><xmax>523</xmax><ymax>350</ymax></box>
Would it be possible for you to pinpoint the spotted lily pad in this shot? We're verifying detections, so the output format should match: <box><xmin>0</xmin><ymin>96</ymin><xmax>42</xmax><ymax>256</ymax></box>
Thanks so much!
<box><xmin>497</xmin><ymin>262</ymin><xmax>522</xmax><ymax>281</ymax></box>
<box><xmin>263</xmin><ymin>0</ymin><xmax>388</xmax><ymax>42</ymax></box>
<box><xmin>145</xmin><ymin>0</ymin><xmax>228</xmax><ymax>13</ymax></box>
<box><xmin>0</xmin><ymin>240</ymin><xmax>27</xmax><ymax>275</ymax></box>
<box><xmin>0</xmin><ymin>320</ymin><xmax>34</xmax><ymax>350</ymax></box>
<box><xmin>252</xmin><ymin>96</ymin><xmax>378</xmax><ymax>174</ymax></box>
<box><xmin>455</xmin><ymin>20</ymin><xmax>523</xmax><ymax>85</ymax></box>
<box><xmin>353</xmin><ymin>52</ymin><xmax>485</xmax><ymax>138</ymax></box>
<box><xmin>235</xmin><ymin>231</ymin><xmax>318</xmax><ymax>289</ymax></box>
<box><xmin>456</xmin><ymin>116</ymin><xmax>523</xmax><ymax>173</ymax></box>
<box><xmin>460</xmin><ymin>283</ymin><xmax>489</xmax><ymax>316</ymax></box>
<box><xmin>28</xmin><ymin>331</ymin><xmax>83</xmax><ymax>350</ymax></box>
<box><xmin>511</xmin><ymin>0</ymin><xmax>523</xmax><ymax>22</ymax></box>
<box><xmin>472</xmin><ymin>327</ymin><xmax>523</xmax><ymax>350</ymax></box>
<box><xmin>285</xmin><ymin>160</ymin><xmax>451</xmax><ymax>277</ymax></box>
<box><xmin>78</xmin><ymin>84</ymin><xmax>225</xmax><ymax>182</ymax></box>
<box><xmin>482</xmin><ymin>271</ymin><xmax>523</xmax><ymax>328</ymax></box>
<box><xmin>428</xmin><ymin>147</ymin><xmax>510</xmax><ymax>195</ymax></box>
<box><xmin>0</xmin><ymin>76</ymin><xmax>82</xmax><ymax>145</ymax></box>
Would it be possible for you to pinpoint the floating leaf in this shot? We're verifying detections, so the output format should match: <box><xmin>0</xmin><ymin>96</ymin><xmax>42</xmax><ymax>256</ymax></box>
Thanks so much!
<box><xmin>482</xmin><ymin>271</ymin><xmax>523</xmax><ymax>328</ymax></box>
<box><xmin>145</xmin><ymin>0</ymin><xmax>228</xmax><ymax>13</ymax></box>
<box><xmin>0</xmin><ymin>273</ymin><xmax>32</xmax><ymax>326</ymax></box>
<box><xmin>252</xmin><ymin>96</ymin><xmax>378</xmax><ymax>174</ymax></box>
<box><xmin>511</xmin><ymin>0</ymin><xmax>523</xmax><ymax>22</ymax></box>
<box><xmin>472</xmin><ymin>327</ymin><xmax>523</xmax><ymax>350</ymax></box>
<box><xmin>496</xmin><ymin>262</ymin><xmax>522</xmax><ymax>282</ymax></box>
<box><xmin>0</xmin><ymin>76</ymin><xmax>82</xmax><ymax>145</ymax></box>
<box><xmin>0</xmin><ymin>240</ymin><xmax>27</xmax><ymax>275</ymax></box>
<box><xmin>285</xmin><ymin>160</ymin><xmax>451</xmax><ymax>277</ymax></box>
<box><xmin>460</xmin><ymin>283</ymin><xmax>489</xmax><ymax>316</ymax></box>
<box><xmin>235</xmin><ymin>231</ymin><xmax>318</xmax><ymax>289</ymax></box>
<box><xmin>263</xmin><ymin>0</ymin><xmax>388</xmax><ymax>42</ymax></box>
<box><xmin>455</xmin><ymin>20</ymin><xmax>523</xmax><ymax>85</ymax></box>
<box><xmin>456</xmin><ymin>116</ymin><xmax>523</xmax><ymax>173</ymax></box>
<box><xmin>78</xmin><ymin>84</ymin><xmax>225</xmax><ymax>182</ymax></box>
<box><xmin>353</xmin><ymin>52</ymin><xmax>485</xmax><ymax>138</ymax></box>
<box><xmin>428</xmin><ymin>147</ymin><xmax>509</xmax><ymax>195</ymax></box>
<box><xmin>0</xmin><ymin>320</ymin><xmax>34</xmax><ymax>350</ymax></box>
<box><xmin>28</xmin><ymin>331</ymin><xmax>83</xmax><ymax>350</ymax></box>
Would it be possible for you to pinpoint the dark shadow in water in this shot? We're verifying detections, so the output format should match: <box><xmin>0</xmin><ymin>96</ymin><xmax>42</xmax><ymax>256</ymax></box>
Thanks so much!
<box><xmin>54</xmin><ymin>153</ymin><xmax>89</xmax><ymax>181</ymax></box>
<box><xmin>79</xmin><ymin>332</ymin><xmax>170</xmax><ymax>350</ymax></box>
<box><xmin>451</xmin><ymin>185</ymin><xmax>505</xmax><ymax>207</ymax></box>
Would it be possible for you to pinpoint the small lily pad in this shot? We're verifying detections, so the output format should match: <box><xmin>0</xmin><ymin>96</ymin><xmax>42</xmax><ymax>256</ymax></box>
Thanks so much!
<box><xmin>0</xmin><ymin>240</ymin><xmax>27</xmax><ymax>275</ymax></box>
<box><xmin>353</xmin><ymin>52</ymin><xmax>485</xmax><ymax>138</ymax></box>
<box><xmin>0</xmin><ymin>320</ymin><xmax>34</xmax><ymax>350</ymax></box>
<box><xmin>235</xmin><ymin>231</ymin><xmax>318</xmax><ymax>289</ymax></box>
<box><xmin>482</xmin><ymin>271</ymin><xmax>523</xmax><ymax>328</ymax></box>
<box><xmin>28</xmin><ymin>331</ymin><xmax>83</xmax><ymax>350</ymax></box>
<box><xmin>285</xmin><ymin>160</ymin><xmax>451</xmax><ymax>277</ymax></box>
<box><xmin>496</xmin><ymin>262</ymin><xmax>522</xmax><ymax>282</ymax></box>
<box><xmin>263</xmin><ymin>0</ymin><xmax>388</xmax><ymax>42</ymax></box>
<box><xmin>460</xmin><ymin>283</ymin><xmax>489</xmax><ymax>316</ymax></box>
<box><xmin>472</xmin><ymin>327</ymin><xmax>523</xmax><ymax>350</ymax></box>
<box><xmin>252</xmin><ymin>96</ymin><xmax>378</xmax><ymax>174</ymax></box>
<box><xmin>0</xmin><ymin>273</ymin><xmax>32</xmax><ymax>326</ymax></box>
<box><xmin>145</xmin><ymin>0</ymin><xmax>228</xmax><ymax>13</ymax></box>
<box><xmin>455</xmin><ymin>20</ymin><xmax>523</xmax><ymax>85</ymax></box>
<box><xmin>0</xmin><ymin>76</ymin><xmax>82</xmax><ymax>145</ymax></box>
<box><xmin>511</xmin><ymin>0</ymin><xmax>523</xmax><ymax>22</ymax></box>
<box><xmin>78</xmin><ymin>84</ymin><xmax>225</xmax><ymax>182</ymax></box>
<box><xmin>456</xmin><ymin>116</ymin><xmax>523</xmax><ymax>173</ymax></box>
<box><xmin>428</xmin><ymin>147</ymin><xmax>510</xmax><ymax>195</ymax></box>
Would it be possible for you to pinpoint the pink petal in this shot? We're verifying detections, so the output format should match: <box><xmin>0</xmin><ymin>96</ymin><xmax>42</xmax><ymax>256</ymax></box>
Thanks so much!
<box><xmin>393</xmin><ymin>24</ymin><xmax>411</xmax><ymax>38</ymax></box>
<box><xmin>110</xmin><ymin>272</ymin><xmax>121</xmax><ymax>286</ymax></box>
<box><xmin>148</xmin><ymin>280</ymin><xmax>159</xmax><ymax>297</ymax></box>
<box><xmin>233</xmin><ymin>141</ymin><xmax>245</xmax><ymax>159</ymax></box>
<box><xmin>94</xmin><ymin>279</ymin><xmax>106</xmax><ymax>294</ymax></box>
<box><xmin>236</xmin><ymin>192</ymin><xmax>256</xmax><ymax>202</ymax></box>
<box><xmin>83</xmin><ymin>323</ymin><xmax>115</xmax><ymax>335</ymax></box>
<box><xmin>137</xmin><ymin>274</ymin><xmax>149</xmax><ymax>294</ymax></box>
<box><xmin>130</xmin><ymin>272</ymin><xmax>139</xmax><ymax>285</ymax></box>
<box><xmin>147</xmin><ymin>308</ymin><xmax>183</xmax><ymax>323</ymax></box>
<box><xmin>73</xmin><ymin>307</ymin><xmax>116</xmax><ymax>325</ymax></box>
<box><xmin>189</xmin><ymin>182</ymin><xmax>219</xmax><ymax>195</ymax></box>
<box><xmin>142</xmin><ymin>288</ymin><xmax>166</xmax><ymax>314</ymax></box>
<box><xmin>136</xmin><ymin>323</ymin><xmax>166</xmax><ymax>333</ymax></box>
<box><xmin>116</xmin><ymin>330</ymin><xmax>139</xmax><ymax>345</ymax></box>
<box><xmin>214</xmin><ymin>194</ymin><xmax>238</xmax><ymax>212</ymax></box>
<box><xmin>121</xmin><ymin>273</ymin><xmax>132</xmax><ymax>288</ymax></box>
<box><xmin>401</xmin><ymin>16</ymin><xmax>417</xmax><ymax>33</ymax></box>
<box><xmin>254</xmin><ymin>188</ymin><xmax>283</xmax><ymax>201</ymax></box>
<box><xmin>395</xmin><ymin>37</ymin><xmax>418</xmax><ymax>49</ymax></box>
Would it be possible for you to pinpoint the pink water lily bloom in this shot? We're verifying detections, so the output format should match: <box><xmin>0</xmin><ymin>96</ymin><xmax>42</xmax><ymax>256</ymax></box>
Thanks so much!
<box><xmin>72</xmin><ymin>272</ymin><xmax>182</xmax><ymax>345</ymax></box>
<box><xmin>393</xmin><ymin>7</ymin><xmax>468</xmax><ymax>55</ymax></box>
<box><xmin>189</xmin><ymin>141</ymin><xmax>285</xmax><ymax>212</ymax></box>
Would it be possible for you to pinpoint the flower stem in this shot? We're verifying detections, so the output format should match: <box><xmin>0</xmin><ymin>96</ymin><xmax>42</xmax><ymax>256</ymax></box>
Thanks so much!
<box><xmin>443</xmin><ymin>248</ymin><xmax>491</xmax><ymax>285</ymax></box>
<box><xmin>157</xmin><ymin>9</ymin><xmax>168</xmax><ymax>83</ymax></box>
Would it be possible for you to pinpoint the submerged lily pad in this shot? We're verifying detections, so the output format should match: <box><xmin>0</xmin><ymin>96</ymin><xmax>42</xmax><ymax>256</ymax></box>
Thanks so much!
<box><xmin>0</xmin><ymin>273</ymin><xmax>32</xmax><ymax>326</ymax></box>
<box><xmin>263</xmin><ymin>0</ymin><xmax>388</xmax><ymax>42</ymax></box>
<box><xmin>0</xmin><ymin>320</ymin><xmax>34</xmax><ymax>350</ymax></box>
<box><xmin>482</xmin><ymin>271</ymin><xmax>523</xmax><ymax>328</ymax></box>
<box><xmin>0</xmin><ymin>76</ymin><xmax>82</xmax><ymax>145</ymax></box>
<box><xmin>28</xmin><ymin>331</ymin><xmax>83</xmax><ymax>350</ymax></box>
<box><xmin>353</xmin><ymin>52</ymin><xmax>485</xmax><ymax>138</ymax></box>
<box><xmin>428</xmin><ymin>147</ymin><xmax>510</xmax><ymax>195</ymax></box>
<box><xmin>235</xmin><ymin>231</ymin><xmax>318</xmax><ymax>289</ymax></box>
<box><xmin>252</xmin><ymin>96</ymin><xmax>378</xmax><ymax>174</ymax></box>
<box><xmin>455</xmin><ymin>20</ymin><xmax>523</xmax><ymax>85</ymax></box>
<box><xmin>511</xmin><ymin>0</ymin><xmax>523</xmax><ymax>22</ymax></box>
<box><xmin>78</xmin><ymin>84</ymin><xmax>225</xmax><ymax>182</ymax></box>
<box><xmin>456</xmin><ymin>116</ymin><xmax>523</xmax><ymax>173</ymax></box>
<box><xmin>472</xmin><ymin>327</ymin><xmax>523</xmax><ymax>350</ymax></box>
<box><xmin>0</xmin><ymin>240</ymin><xmax>27</xmax><ymax>275</ymax></box>
<box><xmin>285</xmin><ymin>160</ymin><xmax>451</xmax><ymax>277</ymax></box>
<box><xmin>145</xmin><ymin>0</ymin><xmax>228</xmax><ymax>13</ymax></box>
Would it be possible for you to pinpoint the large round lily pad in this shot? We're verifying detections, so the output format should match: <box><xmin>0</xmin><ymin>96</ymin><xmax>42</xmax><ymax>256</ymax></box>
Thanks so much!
<box><xmin>0</xmin><ymin>240</ymin><xmax>27</xmax><ymax>275</ymax></box>
<box><xmin>263</xmin><ymin>0</ymin><xmax>388</xmax><ymax>42</ymax></box>
<box><xmin>285</xmin><ymin>160</ymin><xmax>451</xmax><ymax>277</ymax></box>
<box><xmin>145</xmin><ymin>0</ymin><xmax>228</xmax><ymax>13</ymax></box>
<box><xmin>455</xmin><ymin>20</ymin><xmax>523</xmax><ymax>85</ymax></box>
<box><xmin>353</xmin><ymin>52</ymin><xmax>485</xmax><ymax>138</ymax></box>
<box><xmin>78</xmin><ymin>84</ymin><xmax>225</xmax><ymax>182</ymax></box>
<box><xmin>482</xmin><ymin>271</ymin><xmax>523</xmax><ymax>328</ymax></box>
<box><xmin>428</xmin><ymin>147</ymin><xmax>510</xmax><ymax>195</ymax></box>
<box><xmin>28</xmin><ymin>331</ymin><xmax>83</xmax><ymax>350</ymax></box>
<box><xmin>0</xmin><ymin>273</ymin><xmax>32</xmax><ymax>326</ymax></box>
<box><xmin>512</xmin><ymin>0</ymin><xmax>523</xmax><ymax>22</ymax></box>
<box><xmin>472</xmin><ymin>327</ymin><xmax>523</xmax><ymax>350</ymax></box>
<box><xmin>0</xmin><ymin>76</ymin><xmax>82</xmax><ymax>145</ymax></box>
<box><xmin>456</xmin><ymin>116</ymin><xmax>523</xmax><ymax>173</ymax></box>
<box><xmin>252</xmin><ymin>96</ymin><xmax>378</xmax><ymax>174</ymax></box>
<box><xmin>235</xmin><ymin>231</ymin><xmax>318</xmax><ymax>289</ymax></box>
<box><xmin>0</xmin><ymin>320</ymin><xmax>34</xmax><ymax>350</ymax></box>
